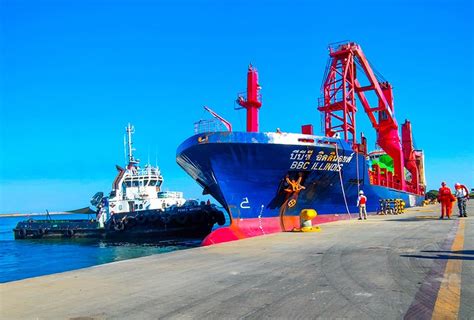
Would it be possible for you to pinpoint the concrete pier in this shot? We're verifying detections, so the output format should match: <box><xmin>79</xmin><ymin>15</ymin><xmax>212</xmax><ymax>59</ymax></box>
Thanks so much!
<box><xmin>1</xmin><ymin>202</ymin><xmax>473</xmax><ymax>319</ymax></box>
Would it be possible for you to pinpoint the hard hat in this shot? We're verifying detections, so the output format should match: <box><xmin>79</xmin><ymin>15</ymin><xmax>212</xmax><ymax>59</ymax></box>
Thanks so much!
<box><xmin>359</xmin><ymin>190</ymin><xmax>364</xmax><ymax>195</ymax></box>
<box><xmin>455</xmin><ymin>182</ymin><xmax>460</xmax><ymax>187</ymax></box>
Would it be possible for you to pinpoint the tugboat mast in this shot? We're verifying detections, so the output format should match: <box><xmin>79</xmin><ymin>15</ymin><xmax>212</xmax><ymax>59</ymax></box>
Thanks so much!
<box><xmin>125</xmin><ymin>123</ymin><xmax>139</xmax><ymax>167</ymax></box>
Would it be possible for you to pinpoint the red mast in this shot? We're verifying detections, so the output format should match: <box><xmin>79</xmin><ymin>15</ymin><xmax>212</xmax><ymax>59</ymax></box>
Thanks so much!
<box><xmin>237</xmin><ymin>64</ymin><xmax>262</xmax><ymax>132</ymax></box>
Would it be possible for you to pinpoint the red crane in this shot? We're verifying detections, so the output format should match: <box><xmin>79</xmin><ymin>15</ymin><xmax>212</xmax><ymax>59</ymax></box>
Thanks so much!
<box><xmin>318</xmin><ymin>42</ymin><xmax>423</xmax><ymax>194</ymax></box>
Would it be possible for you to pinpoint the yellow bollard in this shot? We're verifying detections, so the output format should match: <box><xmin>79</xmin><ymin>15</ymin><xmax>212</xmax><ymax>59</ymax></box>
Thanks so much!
<box><xmin>292</xmin><ymin>209</ymin><xmax>321</xmax><ymax>232</ymax></box>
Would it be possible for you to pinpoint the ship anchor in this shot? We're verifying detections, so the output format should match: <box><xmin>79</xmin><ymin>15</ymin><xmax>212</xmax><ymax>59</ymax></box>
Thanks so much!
<box><xmin>284</xmin><ymin>175</ymin><xmax>306</xmax><ymax>208</ymax></box>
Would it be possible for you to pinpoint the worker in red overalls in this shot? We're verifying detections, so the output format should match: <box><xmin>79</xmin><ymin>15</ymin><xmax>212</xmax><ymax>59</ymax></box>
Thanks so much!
<box><xmin>437</xmin><ymin>182</ymin><xmax>455</xmax><ymax>219</ymax></box>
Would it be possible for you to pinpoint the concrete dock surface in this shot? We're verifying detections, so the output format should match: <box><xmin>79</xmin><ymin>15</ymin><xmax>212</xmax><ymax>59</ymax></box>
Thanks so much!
<box><xmin>1</xmin><ymin>202</ymin><xmax>473</xmax><ymax>319</ymax></box>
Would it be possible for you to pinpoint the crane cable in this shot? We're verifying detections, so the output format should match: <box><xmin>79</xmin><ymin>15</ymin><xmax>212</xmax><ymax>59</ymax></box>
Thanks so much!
<box><xmin>334</xmin><ymin>143</ymin><xmax>352</xmax><ymax>219</ymax></box>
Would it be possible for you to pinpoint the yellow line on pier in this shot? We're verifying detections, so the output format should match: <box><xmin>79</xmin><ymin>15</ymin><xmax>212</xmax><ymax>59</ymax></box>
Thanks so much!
<box><xmin>432</xmin><ymin>220</ymin><xmax>465</xmax><ymax>320</ymax></box>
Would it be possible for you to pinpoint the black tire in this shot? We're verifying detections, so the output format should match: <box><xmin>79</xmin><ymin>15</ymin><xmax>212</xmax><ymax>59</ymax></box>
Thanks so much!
<box><xmin>17</xmin><ymin>228</ymin><xmax>27</xmax><ymax>239</ymax></box>
<box><xmin>65</xmin><ymin>229</ymin><xmax>74</xmax><ymax>237</ymax></box>
<box><xmin>114</xmin><ymin>221</ymin><xmax>125</xmax><ymax>231</ymax></box>
<box><xmin>124</xmin><ymin>217</ymin><xmax>137</xmax><ymax>228</ymax></box>
<box><xmin>136</xmin><ymin>214</ymin><xmax>147</xmax><ymax>224</ymax></box>
<box><xmin>37</xmin><ymin>228</ymin><xmax>46</xmax><ymax>237</ymax></box>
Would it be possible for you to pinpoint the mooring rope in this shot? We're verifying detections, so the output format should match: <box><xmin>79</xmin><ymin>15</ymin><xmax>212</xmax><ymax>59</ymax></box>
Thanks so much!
<box><xmin>334</xmin><ymin>142</ymin><xmax>352</xmax><ymax>219</ymax></box>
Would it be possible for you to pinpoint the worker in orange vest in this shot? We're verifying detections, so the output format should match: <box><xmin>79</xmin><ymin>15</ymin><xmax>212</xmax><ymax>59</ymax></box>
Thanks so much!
<box><xmin>437</xmin><ymin>182</ymin><xmax>455</xmax><ymax>219</ymax></box>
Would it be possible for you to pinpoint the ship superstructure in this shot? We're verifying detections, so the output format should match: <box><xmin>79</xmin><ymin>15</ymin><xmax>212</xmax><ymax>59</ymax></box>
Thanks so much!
<box><xmin>94</xmin><ymin>124</ymin><xmax>185</xmax><ymax>226</ymax></box>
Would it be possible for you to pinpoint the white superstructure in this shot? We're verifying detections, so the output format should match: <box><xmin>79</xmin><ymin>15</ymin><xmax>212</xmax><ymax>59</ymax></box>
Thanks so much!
<box><xmin>94</xmin><ymin>124</ymin><xmax>186</xmax><ymax>227</ymax></box>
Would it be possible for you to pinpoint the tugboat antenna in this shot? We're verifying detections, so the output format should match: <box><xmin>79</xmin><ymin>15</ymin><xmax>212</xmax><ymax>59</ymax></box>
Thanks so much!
<box><xmin>123</xmin><ymin>134</ymin><xmax>127</xmax><ymax>165</ymax></box>
<box><xmin>126</xmin><ymin>123</ymin><xmax>138</xmax><ymax>165</ymax></box>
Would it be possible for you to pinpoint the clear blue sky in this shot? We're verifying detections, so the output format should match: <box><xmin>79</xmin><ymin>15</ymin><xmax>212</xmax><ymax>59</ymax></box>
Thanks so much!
<box><xmin>0</xmin><ymin>0</ymin><xmax>473</xmax><ymax>213</ymax></box>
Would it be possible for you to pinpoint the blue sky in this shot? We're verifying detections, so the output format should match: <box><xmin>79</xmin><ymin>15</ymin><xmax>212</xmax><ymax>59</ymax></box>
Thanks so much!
<box><xmin>0</xmin><ymin>0</ymin><xmax>473</xmax><ymax>213</ymax></box>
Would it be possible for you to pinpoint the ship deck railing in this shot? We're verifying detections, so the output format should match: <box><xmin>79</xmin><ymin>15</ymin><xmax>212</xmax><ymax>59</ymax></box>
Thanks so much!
<box><xmin>194</xmin><ymin>118</ymin><xmax>227</xmax><ymax>134</ymax></box>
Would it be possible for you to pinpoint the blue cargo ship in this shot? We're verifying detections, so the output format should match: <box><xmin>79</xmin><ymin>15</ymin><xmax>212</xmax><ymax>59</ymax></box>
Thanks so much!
<box><xmin>177</xmin><ymin>42</ymin><xmax>426</xmax><ymax>245</ymax></box>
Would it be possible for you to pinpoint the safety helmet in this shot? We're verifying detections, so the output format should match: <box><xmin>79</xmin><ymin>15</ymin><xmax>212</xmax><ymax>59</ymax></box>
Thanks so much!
<box><xmin>455</xmin><ymin>182</ymin><xmax>460</xmax><ymax>187</ymax></box>
<box><xmin>359</xmin><ymin>190</ymin><xmax>364</xmax><ymax>195</ymax></box>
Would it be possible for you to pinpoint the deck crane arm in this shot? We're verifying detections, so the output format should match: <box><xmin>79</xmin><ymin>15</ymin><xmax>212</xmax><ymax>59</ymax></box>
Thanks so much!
<box><xmin>318</xmin><ymin>42</ymin><xmax>409</xmax><ymax>191</ymax></box>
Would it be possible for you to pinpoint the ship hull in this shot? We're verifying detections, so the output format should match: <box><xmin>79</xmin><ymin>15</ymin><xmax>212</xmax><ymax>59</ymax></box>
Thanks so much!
<box><xmin>177</xmin><ymin>131</ymin><xmax>424</xmax><ymax>245</ymax></box>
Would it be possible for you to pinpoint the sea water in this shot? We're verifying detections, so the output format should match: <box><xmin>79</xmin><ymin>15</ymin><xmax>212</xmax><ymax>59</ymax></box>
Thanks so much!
<box><xmin>0</xmin><ymin>214</ymin><xmax>201</xmax><ymax>283</ymax></box>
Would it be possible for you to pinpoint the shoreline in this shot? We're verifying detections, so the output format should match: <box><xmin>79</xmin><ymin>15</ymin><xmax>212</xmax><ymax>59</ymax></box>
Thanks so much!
<box><xmin>0</xmin><ymin>212</ymin><xmax>85</xmax><ymax>218</ymax></box>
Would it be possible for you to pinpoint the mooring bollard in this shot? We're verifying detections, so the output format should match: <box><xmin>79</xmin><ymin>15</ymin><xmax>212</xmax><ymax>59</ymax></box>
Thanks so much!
<box><xmin>292</xmin><ymin>209</ymin><xmax>321</xmax><ymax>232</ymax></box>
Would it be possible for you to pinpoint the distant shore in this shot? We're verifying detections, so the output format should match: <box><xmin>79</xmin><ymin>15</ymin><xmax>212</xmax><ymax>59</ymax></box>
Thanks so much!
<box><xmin>0</xmin><ymin>212</ymin><xmax>79</xmax><ymax>218</ymax></box>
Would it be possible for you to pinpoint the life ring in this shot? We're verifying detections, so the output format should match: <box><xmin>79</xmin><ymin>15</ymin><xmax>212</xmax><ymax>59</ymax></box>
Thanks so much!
<box><xmin>136</xmin><ymin>214</ymin><xmax>147</xmax><ymax>224</ymax></box>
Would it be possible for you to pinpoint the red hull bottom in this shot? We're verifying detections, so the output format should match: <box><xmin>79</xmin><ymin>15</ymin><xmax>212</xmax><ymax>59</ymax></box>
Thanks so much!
<box><xmin>202</xmin><ymin>213</ymin><xmax>353</xmax><ymax>246</ymax></box>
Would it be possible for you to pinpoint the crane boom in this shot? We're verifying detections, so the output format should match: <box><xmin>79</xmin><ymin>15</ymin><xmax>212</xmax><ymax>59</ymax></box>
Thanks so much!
<box><xmin>318</xmin><ymin>42</ymin><xmax>422</xmax><ymax>193</ymax></box>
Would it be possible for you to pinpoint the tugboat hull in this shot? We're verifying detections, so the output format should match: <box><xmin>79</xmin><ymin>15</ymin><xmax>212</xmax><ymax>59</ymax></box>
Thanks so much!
<box><xmin>13</xmin><ymin>205</ymin><xmax>226</xmax><ymax>241</ymax></box>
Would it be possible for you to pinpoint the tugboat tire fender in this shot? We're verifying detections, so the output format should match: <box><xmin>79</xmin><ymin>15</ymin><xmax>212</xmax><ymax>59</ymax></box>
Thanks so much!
<box><xmin>18</xmin><ymin>228</ymin><xmax>27</xmax><ymax>238</ymax></box>
<box><xmin>124</xmin><ymin>216</ymin><xmax>137</xmax><ymax>227</ymax></box>
<box><xmin>65</xmin><ymin>229</ymin><xmax>75</xmax><ymax>237</ymax></box>
<box><xmin>114</xmin><ymin>221</ymin><xmax>125</xmax><ymax>231</ymax></box>
<box><xmin>136</xmin><ymin>214</ymin><xmax>147</xmax><ymax>224</ymax></box>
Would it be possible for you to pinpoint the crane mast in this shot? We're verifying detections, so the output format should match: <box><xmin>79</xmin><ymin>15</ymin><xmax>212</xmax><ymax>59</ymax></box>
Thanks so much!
<box><xmin>318</xmin><ymin>42</ymin><xmax>424</xmax><ymax>195</ymax></box>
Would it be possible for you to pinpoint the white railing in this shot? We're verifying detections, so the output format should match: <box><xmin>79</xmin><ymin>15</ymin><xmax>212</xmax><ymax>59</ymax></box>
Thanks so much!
<box><xmin>194</xmin><ymin>118</ymin><xmax>227</xmax><ymax>134</ymax></box>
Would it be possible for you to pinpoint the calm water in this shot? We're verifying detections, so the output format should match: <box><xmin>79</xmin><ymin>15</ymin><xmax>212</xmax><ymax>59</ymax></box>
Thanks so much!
<box><xmin>0</xmin><ymin>214</ymin><xmax>202</xmax><ymax>283</ymax></box>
